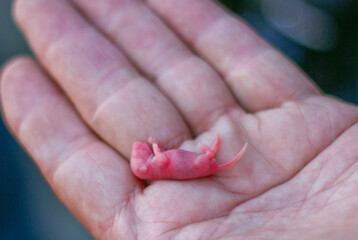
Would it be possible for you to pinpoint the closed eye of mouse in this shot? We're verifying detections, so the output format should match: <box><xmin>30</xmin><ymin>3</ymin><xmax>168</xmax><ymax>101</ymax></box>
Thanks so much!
<box><xmin>130</xmin><ymin>134</ymin><xmax>248</xmax><ymax>180</ymax></box>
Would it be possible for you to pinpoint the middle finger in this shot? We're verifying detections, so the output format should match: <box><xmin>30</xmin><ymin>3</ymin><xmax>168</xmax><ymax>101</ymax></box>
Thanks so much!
<box><xmin>14</xmin><ymin>0</ymin><xmax>190</xmax><ymax>157</ymax></box>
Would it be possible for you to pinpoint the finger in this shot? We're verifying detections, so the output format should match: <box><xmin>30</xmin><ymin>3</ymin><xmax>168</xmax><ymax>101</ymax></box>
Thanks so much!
<box><xmin>145</xmin><ymin>0</ymin><xmax>320</xmax><ymax>111</ymax></box>
<box><xmin>70</xmin><ymin>0</ymin><xmax>242</xmax><ymax>134</ymax></box>
<box><xmin>0</xmin><ymin>58</ymin><xmax>141</xmax><ymax>239</ymax></box>
<box><xmin>13</xmin><ymin>0</ymin><xmax>190</xmax><ymax>157</ymax></box>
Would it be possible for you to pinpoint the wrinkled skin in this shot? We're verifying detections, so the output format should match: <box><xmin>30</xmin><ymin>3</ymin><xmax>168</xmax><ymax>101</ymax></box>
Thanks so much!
<box><xmin>1</xmin><ymin>0</ymin><xmax>358</xmax><ymax>239</ymax></box>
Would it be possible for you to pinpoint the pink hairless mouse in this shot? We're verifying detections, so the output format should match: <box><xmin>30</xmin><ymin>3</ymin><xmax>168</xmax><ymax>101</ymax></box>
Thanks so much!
<box><xmin>130</xmin><ymin>134</ymin><xmax>248</xmax><ymax>180</ymax></box>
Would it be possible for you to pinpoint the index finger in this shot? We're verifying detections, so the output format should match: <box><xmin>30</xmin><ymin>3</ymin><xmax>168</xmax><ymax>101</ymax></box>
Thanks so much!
<box><xmin>1</xmin><ymin>58</ymin><xmax>141</xmax><ymax>239</ymax></box>
<box><xmin>146</xmin><ymin>0</ymin><xmax>320</xmax><ymax>111</ymax></box>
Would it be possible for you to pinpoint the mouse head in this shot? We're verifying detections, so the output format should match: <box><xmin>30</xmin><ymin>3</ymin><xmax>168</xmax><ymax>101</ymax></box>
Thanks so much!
<box><xmin>130</xmin><ymin>142</ymin><xmax>154</xmax><ymax>175</ymax></box>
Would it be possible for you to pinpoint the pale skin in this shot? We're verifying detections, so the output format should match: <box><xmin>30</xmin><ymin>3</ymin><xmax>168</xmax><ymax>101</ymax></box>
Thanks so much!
<box><xmin>1</xmin><ymin>0</ymin><xmax>358</xmax><ymax>239</ymax></box>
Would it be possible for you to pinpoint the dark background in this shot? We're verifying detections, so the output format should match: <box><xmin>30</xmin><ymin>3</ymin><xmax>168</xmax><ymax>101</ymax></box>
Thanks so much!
<box><xmin>0</xmin><ymin>0</ymin><xmax>357</xmax><ymax>239</ymax></box>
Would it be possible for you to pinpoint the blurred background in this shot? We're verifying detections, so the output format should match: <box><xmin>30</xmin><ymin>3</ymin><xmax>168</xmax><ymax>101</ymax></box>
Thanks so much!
<box><xmin>0</xmin><ymin>0</ymin><xmax>357</xmax><ymax>239</ymax></box>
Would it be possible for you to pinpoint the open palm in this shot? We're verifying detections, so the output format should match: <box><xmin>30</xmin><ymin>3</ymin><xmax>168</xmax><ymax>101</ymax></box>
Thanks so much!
<box><xmin>2</xmin><ymin>0</ymin><xmax>358</xmax><ymax>239</ymax></box>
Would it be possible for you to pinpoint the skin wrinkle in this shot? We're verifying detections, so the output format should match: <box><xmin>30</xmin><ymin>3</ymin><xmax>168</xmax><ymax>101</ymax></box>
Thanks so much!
<box><xmin>137</xmin><ymin>220</ymin><xmax>184</xmax><ymax>240</ymax></box>
<box><xmin>291</xmin><ymin>190</ymin><xmax>314</xmax><ymax>221</ymax></box>
<box><xmin>156</xmin><ymin>223</ymin><xmax>187</xmax><ymax>239</ymax></box>
<box><xmin>169</xmin><ymin>218</ymin><xmax>224</xmax><ymax>240</ymax></box>
<box><xmin>89</xmin><ymin>77</ymin><xmax>139</xmax><ymax>125</ymax></box>
<box><xmin>213</xmin><ymin>114</ymin><xmax>284</xmax><ymax>194</ymax></box>
<box><xmin>51</xmin><ymin>143</ymin><xmax>108</xmax><ymax>232</ymax></box>
<box><xmin>303</xmin><ymin>98</ymin><xmax>358</xmax><ymax>159</ymax></box>
<box><xmin>85</xmin><ymin>152</ymin><xmax>118</xmax><ymax>236</ymax></box>
<box><xmin>132</xmin><ymin>190</ymin><xmax>183</xmax><ymax>233</ymax></box>
<box><xmin>311</xmin><ymin>96</ymin><xmax>358</xmax><ymax>135</ymax></box>
<box><xmin>53</xmin><ymin>142</ymin><xmax>140</xmax><ymax>239</ymax></box>
<box><xmin>198</xmin><ymin>229</ymin><xmax>218</xmax><ymax>240</ymax></box>
<box><xmin>154</xmin><ymin>55</ymin><xmax>202</xmax><ymax>86</ymax></box>
<box><xmin>207</xmin><ymin>20</ymin><xmax>266</xmax><ymax>69</ymax></box>
<box><xmin>164</xmin><ymin>131</ymin><xmax>192</xmax><ymax>150</ymax></box>
<box><xmin>93</xmin><ymin>62</ymin><xmax>136</xmax><ymax>90</ymax></box>
<box><xmin>256</xmin><ymin>209</ymin><xmax>285</xmax><ymax>231</ymax></box>
<box><xmin>0</xmin><ymin>59</ymin><xmax>40</xmax><ymax>127</ymax></box>
<box><xmin>85</xmin><ymin>67</ymin><xmax>135</xmax><ymax>118</ymax></box>
<box><xmin>151</xmin><ymin>224</ymin><xmax>183</xmax><ymax>240</ymax></box>
<box><xmin>140</xmin><ymin>88</ymin><xmax>193</xmax><ymax>142</ymax></box>
<box><xmin>296</xmin><ymin>103</ymin><xmax>314</xmax><ymax>155</ymax></box>
<box><xmin>194</xmin><ymin>104</ymin><xmax>239</xmax><ymax>135</ymax></box>
<box><xmin>214</xmin><ymin>172</ymin><xmax>257</xmax><ymax>197</ymax></box>
<box><xmin>194</xmin><ymin>14</ymin><xmax>259</xmax><ymax>61</ymax></box>
<box><xmin>36</xmin><ymin>11</ymin><xmax>88</xmax><ymax>65</ymax></box>
<box><xmin>107</xmin><ymin>5</ymin><xmax>143</xmax><ymax>41</ymax></box>
<box><xmin>145</xmin><ymin>46</ymin><xmax>190</xmax><ymax>82</ymax></box>
<box><xmin>250</xmin><ymin>104</ymin><xmax>357</xmax><ymax>200</ymax></box>
<box><xmin>234</xmin><ymin>204</ymin><xmax>290</xmax><ymax>215</ymax></box>
<box><xmin>324</xmin><ymin>103</ymin><xmax>335</xmax><ymax>142</ymax></box>
<box><xmin>12</xmin><ymin>82</ymin><xmax>67</xmax><ymax>133</ymax></box>
<box><xmin>145</xmin><ymin>44</ymin><xmax>191</xmax><ymax>81</ymax></box>
<box><xmin>46</xmin><ymin>132</ymin><xmax>96</xmax><ymax>179</ymax></box>
<box><xmin>206</xmin><ymin>219</ymin><xmax>226</xmax><ymax>240</ymax></box>
<box><xmin>134</xmin><ymin>184</ymin><xmax>237</xmax><ymax>238</ymax></box>
<box><xmin>230</xmin><ymin>126</ymin><xmax>358</xmax><ymax>235</ymax></box>
<box><xmin>70</xmin><ymin>1</ymin><xmax>166</xmax><ymax>88</ymax></box>
<box><xmin>51</xmin><ymin>141</ymin><xmax>99</xmax><ymax>183</ymax></box>
<box><xmin>123</xmin><ymin>200</ymin><xmax>145</xmax><ymax>240</ymax></box>
<box><xmin>228</xmin><ymin>61</ymin><xmax>286</xmax><ymax>110</ymax></box>
<box><xmin>306</xmin><ymin>159</ymin><xmax>326</xmax><ymax>198</ymax></box>
<box><xmin>206</xmin><ymin>180</ymin><xmax>242</xmax><ymax>210</ymax></box>
<box><xmin>152</xmin><ymin>55</ymin><xmax>213</xmax><ymax>102</ymax></box>
<box><xmin>237</xmin><ymin>123</ymin><xmax>357</xmax><ymax>216</ymax></box>
<box><xmin>327</xmin><ymin>192</ymin><xmax>358</xmax><ymax>208</ymax></box>
<box><xmin>112</xmin><ymin>187</ymin><xmax>142</xmax><ymax>240</ymax></box>
<box><xmin>333</xmin><ymin>160</ymin><xmax>358</xmax><ymax>188</ymax></box>
<box><xmin>311</xmin><ymin>159</ymin><xmax>358</xmax><ymax>204</ymax></box>
<box><xmin>244</xmin><ymin>113</ymin><xmax>289</xmax><ymax>175</ymax></box>
<box><xmin>324</xmin><ymin>182</ymin><xmax>345</xmax><ymax>208</ymax></box>
<box><xmin>17</xmin><ymin>99</ymin><xmax>50</xmax><ymax>139</ymax></box>
<box><xmin>309</xmin><ymin>150</ymin><xmax>338</xmax><ymax>197</ymax></box>
<box><xmin>13</xmin><ymin>0</ymin><xmax>58</xmax><ymax>37</ymax></box>
<box><xmin>170</xmin><ymin>1</ymin><xmax>225</xmax><ymax>48</ymax></box>
<box><xmin>224</xmin><ymin>47</ymin><xmax>276</xmax><ymax>86</ymax></box>
<box><xmin>153</xmin><ymin>54</ymin><xmax>237</xmax><ymax>134</ymax></box>
<box><xmin>42</xmin><ymin>28</ymin><xmax>126</xmax><ymax>89</ymax></box>
<box><xmin>311</xmin><ymin>120</ymin><xmax>358</xmax><ymax>179</ymax></box>
<box><xmin>17</xmin><ymin>100</ymin><xmax>96</xmax><ymax>179</ymax></box>
<box><xmin>105</xmin><ymin>3</ymin><xmax>191</xmax><ymax>76</ymax></box>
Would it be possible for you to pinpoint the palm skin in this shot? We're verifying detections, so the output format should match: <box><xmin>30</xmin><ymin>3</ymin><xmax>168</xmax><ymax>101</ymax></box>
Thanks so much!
<box><xmin>1</xmin><ymin>0</ymin><xmax>358</xmax><ymax>239</ymax></box>
<box><xmin>132</xmin><ymin>97</ymin><xmax>358</xmax><ymax>240</ymax></box>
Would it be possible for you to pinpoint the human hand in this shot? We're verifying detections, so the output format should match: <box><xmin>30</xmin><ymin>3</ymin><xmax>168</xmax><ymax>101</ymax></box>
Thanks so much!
<box><xmin>1</xmin><ymin>0</ymin><xmax>358</xmax><ymax>239</ymax></box>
